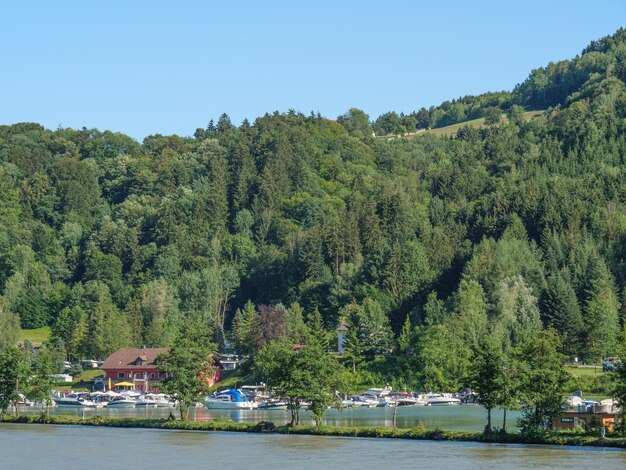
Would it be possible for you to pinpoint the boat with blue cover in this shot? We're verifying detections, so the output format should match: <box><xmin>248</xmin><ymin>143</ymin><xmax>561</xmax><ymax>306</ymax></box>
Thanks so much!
<box><xmin>204</xmin><ymin>389</ymin><xmax>258</xmax><ymax>410</ymax></box>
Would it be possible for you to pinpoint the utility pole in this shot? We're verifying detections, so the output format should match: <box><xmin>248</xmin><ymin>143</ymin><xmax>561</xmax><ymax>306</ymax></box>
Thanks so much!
<box><xmin>393</xmin><ymin>401</ymin><xmax>398</xmax><ymax>430</ymax></box>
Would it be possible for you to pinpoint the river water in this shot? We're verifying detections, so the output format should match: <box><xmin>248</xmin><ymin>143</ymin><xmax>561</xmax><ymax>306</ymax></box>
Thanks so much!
<box><xmin>20</xmin><ymin>404</ymin><xmax>521</xmax><ymax>431</ymax></box>
<box><xmin>1</xmin><ymin>423</ymin><xmax>624</xmax><ymax>469</ymax></box>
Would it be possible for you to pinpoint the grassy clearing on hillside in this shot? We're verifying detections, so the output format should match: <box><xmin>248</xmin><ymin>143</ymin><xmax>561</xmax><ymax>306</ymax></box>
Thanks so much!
<box><xmin>418</xmin><ymin>111</ymin><xmax>543</xmax><ymax>136</ymax></box>
<box><xmin>424</xmin><ymin>117</ymin><xmax>487</xmax><ymax>137</ymax></box>
<box><xmin>418</xmin><ymin>111</ymin><xmax>544</xmax><ymax>137</ymax></box>
<box><xmin>17</xmin><ymin>327</ymin><xmax>51</xmax><ymax>345</ymax></box>
<box><xmin>379</xmin><ymin>110</ymin><xmax>544</xmax><ymax>140</ymax></box>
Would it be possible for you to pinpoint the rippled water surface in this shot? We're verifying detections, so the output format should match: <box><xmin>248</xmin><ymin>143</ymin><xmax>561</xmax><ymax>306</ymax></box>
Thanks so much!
<box><xmin>1</xmin><ymin>424</ymin><xmax>624</xmax><ymax>470</ymax></box>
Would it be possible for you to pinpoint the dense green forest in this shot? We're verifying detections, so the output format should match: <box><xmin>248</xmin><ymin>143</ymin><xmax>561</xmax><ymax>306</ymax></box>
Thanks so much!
<box><xmin>1</xmin><ymin>29</ymin><xmax>626</xmax><ymax>391</ymax></box>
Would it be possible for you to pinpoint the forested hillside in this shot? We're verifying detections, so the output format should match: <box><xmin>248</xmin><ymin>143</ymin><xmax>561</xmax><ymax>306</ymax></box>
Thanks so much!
<box><xmin>1</xmin><ymin>29</ymin><xmax>625</xmax><ymax>389</ymax></box>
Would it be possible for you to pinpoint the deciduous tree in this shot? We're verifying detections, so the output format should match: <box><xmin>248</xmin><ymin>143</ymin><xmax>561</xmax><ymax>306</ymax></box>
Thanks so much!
<box><xmin>515</xmin><ymin>329</ymin><xmax>569</xmax><ymax>432</ymax></box>
<box><xmin>0</xmin><ymin>346</ymin><xmax>28</xmax><ymax>416</ymax></box>
<box><xmin>157</xmin><ymin>321</ymin><xmax>216</xmax><ymax>420</ymax></box>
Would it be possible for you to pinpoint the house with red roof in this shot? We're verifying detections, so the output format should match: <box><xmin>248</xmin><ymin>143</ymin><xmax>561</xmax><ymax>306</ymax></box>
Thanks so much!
<box><xmin>101</xmin><ymin>347</ymin><xmax>221</xmax><ymax>392</ymax></box>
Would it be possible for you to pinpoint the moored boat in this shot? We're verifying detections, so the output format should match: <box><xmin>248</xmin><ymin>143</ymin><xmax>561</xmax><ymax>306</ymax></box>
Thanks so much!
<box><xmin>204</xmin><ymin>389</ymin><xmax>258</xmax><ymax>410</ymax></box>
<box><xmin>257</xmin><ymin>399</ymin><xmax>289</xmax><ymax>410</ymax></box>
<box><xmin>135</xmin><ymin>395</ymin><xmax>158</xmax><ymax>408</ymax></box>
<box><xmin>151</xmin><ymin>394</ymin><xmax>175</xmax><ymax>407</ymax></box>
<box><xmin>16</xmin><ymin>393</ymin><xmax>34</xmax><ymax>407</ymax></box>
<box><xmin>421</xmin><ymin>393</ymin><xmax>461</xmax><ymax>406</ymax></box>
<box><xmin>395</xmin><ymin>396</ymin><xmax>425</xmax><ymax>406</ymax></box>
<box><xmin>354</xmin><ymin>386</ymin><xmax>393</xmax><ymax>407</ymax></box>
<box><xmin>376</xmin><ymin>398</ymin><xmax>394</xmax><ymax>407</ymax></box>
<box><xmin>107</xmin><ymin>398</ymin><xmax>137</xmax><ymax>408</ymax></box>
<box><xmin>53</xmin><ymin>393</ymin><xmax>97</xmax><ymax>408</ymax></box>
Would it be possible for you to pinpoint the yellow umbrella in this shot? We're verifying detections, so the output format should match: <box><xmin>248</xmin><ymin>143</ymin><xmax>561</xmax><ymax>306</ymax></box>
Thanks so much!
<box><xmin>115</xmin><ymin>381</ymin><xmax>135</xmax><ymax>387</ymax></box>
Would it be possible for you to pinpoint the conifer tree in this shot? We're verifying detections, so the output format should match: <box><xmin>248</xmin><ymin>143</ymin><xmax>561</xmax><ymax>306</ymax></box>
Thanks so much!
<box><xmin>306</xmin><ymin>307</ymin><xmax>331</xmax><ymax>351</ymax></box>
<box><xmin>539</xmin><ymin>272</ymin><xmax>583</xmax><ymax>356</ymax></box>
<box><xmin>341</xmin><ymin>303</ymin><xmax>364</xmax><ymax>372</ymax></box>
<box><xmin>584</xmin><ymin>260</ymin><xmax>619</xmax><ymax>363</ymax></box>
<box><xmin>397</xmin><ymin>315</ymin><xmax>413</xmax><ymax>354</ymax></box>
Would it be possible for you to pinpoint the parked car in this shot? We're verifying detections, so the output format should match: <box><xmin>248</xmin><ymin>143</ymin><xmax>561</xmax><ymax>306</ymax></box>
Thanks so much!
<box><xmin>92</xmin><ymin>377</ymin><xmax>105</xmax><ymax>392</ymax></box>
<box><xmin>602</xmin><ymin>357</ymin><xmax>621</xmax><ymax>372</ymax></box>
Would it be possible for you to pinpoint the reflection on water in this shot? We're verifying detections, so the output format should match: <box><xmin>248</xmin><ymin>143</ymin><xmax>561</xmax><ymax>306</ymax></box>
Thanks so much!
<box><xmin>266</xmin><ymin>433</ymin><xmax>350</xmax><ymax>451</ymax></box>
<box><xmin>1</xmin><ymin>424</ymin><xmax>625</xmax><ymax>470</ymax></box>
<box><xmin>18</xmin><ymin>404</ymin><xmax>521</xmax><ymax>431</ymax></box>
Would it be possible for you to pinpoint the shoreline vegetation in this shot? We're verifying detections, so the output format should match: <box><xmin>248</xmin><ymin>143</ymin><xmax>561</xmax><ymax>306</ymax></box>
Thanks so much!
<box><xmin>2</xmin><ymin>414</ymin><xmax>626</xmax><ymax>449</ymax></box>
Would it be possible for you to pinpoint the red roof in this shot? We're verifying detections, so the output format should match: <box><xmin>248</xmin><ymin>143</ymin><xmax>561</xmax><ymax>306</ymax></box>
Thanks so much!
<box><xmin>101</xmin><ymin>348</ymin><xmax>169</xmax><ymax>370</ymax></box>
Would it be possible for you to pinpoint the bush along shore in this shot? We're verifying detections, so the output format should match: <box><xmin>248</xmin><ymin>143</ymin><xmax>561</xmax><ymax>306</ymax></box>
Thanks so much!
<box><xmin>2</xmin><ymin>414</ymin><xmax>626</xmax><ymax>449</ymax></box>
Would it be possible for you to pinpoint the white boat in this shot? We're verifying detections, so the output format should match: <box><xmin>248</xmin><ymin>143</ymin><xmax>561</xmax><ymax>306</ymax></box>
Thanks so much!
<box><xmin>53</xmin><ymin>393</ymin><xmax>97</xmax><ymax>408</ymax></box>
<box><xmin>148</xmin><ymin>394</ymin><xmax>175</xmax><ymax>408</ymax></box>
<box><xmin>355</xmin><ymin>386</ymin><xmax>393</xmax><ymax>407</ymax></box>
<box><xmin>257</xmin><ymin>399</ymin><xmax>289</xmax><ymax>410</ymax></box>
<box><xmin>16</xmin><ymin>393</ymin><xmax>34</xmax><ymax>407</ymax></box>
<box><xmin>346</xmin><ymin>397</ymin><xmax>372</xmax><ymax>407</ymax></box>
<box><xmin>422</xmin><ymin>393</ymin><xmax>461</xmax><ymax>406</ymax></box>
<box><xmin>567</xmin><ymin>395</ymin><xmax>583</xmax><ymax>407</ymax></box>
<box><xmin>135</xmin><ymin>395</ymin><xmax>158</xmax><ymax>408</ymax></box>
<box><xmin>204</xmin><ymin>389</ymin><xmax>258</xmax><ymax>410</ymax></box>
<box><xmin>395</xmin><ymin>396</ymin><xmax>425</xmax><ymax>406</ymax></box>
<box><xmin>87</xmin><ymin>391</ymin><xmax>109</xmax><ymax>408</ymax></box>
<box><xmin>376</xmin><ymin>398</ymin><xmax>395</xmax><ymax>407</ymax></box>
<box><xmin>339</xmin><ymin>399</ymin><xmax>352</xmax><ymax>408</ymax></box>
<box><xmin>107</xmin><ymin>398</ymin><xmax>137</xmax><ymax>408</ymax></box>
<box><xmin>240</xmin><ymin>385</ymin><xmax>268</xmax><ymax>402</ymax></box>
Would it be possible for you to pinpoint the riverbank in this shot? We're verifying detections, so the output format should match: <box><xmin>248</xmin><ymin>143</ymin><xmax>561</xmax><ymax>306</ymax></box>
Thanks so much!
<box><xmin>2</xmin><ymin>414</ymin><xmax>625</xmax><ymax>449</ymax></box>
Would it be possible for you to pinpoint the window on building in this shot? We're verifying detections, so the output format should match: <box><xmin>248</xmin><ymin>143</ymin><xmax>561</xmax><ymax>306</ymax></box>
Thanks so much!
<box><xmin>117</xmin><ymin>372</ymin><xmax>124</xmax><ymax>379</ymax></box>
<box><xmin>150</xmin><ymin>373</ymin><xmax>155</xmax><ymax>379</ymax></box>
<box><xmin>135</xmin><ymin>373</ymin><xmax>140</xmax><ymax>379</ymax></box>
<box><xmin>128</xmin><ymin>373</ymin><xmax>132</xmax><ymax>378</ymax></box>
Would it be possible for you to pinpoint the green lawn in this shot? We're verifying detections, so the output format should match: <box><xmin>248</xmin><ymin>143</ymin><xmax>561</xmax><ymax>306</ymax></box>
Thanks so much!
<box><xmin>207</xmin><ymin>368</ymin><xmax>255</xmax><ymax>393</ymax></box>
<box><xmin>584</xmin><ymin>394</ymin><xmax>611</xmax><ymax>402</ymax></box>
<box><xmin>17</xmin><ymin>327</ymin><xmax>51</xmax><ymax>346</ymax></box>
<box><xmin>79</xmin><ymin>369</ymin><xmax>104</xmax><ymax>382</ymax></box>
<box><xmin>54</xmin><ymin>369</ymin><xmax>105</xmax><ymax>392</ymax></box>
<box><xmin>565</xmin><ymin>365</ymin><xmax>607</xmax><ymax>378</ymax></box>
<box><xmin>71</xmin><ymin>368</ymin><xmax>104</xmax><ymax>391</ymax></box>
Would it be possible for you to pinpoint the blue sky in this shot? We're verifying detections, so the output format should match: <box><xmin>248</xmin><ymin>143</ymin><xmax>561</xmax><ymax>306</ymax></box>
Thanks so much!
<box><xmin>1</xmin><ymin>1</ymin><xmax>624</xmax><ymax>140</ymax></box>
